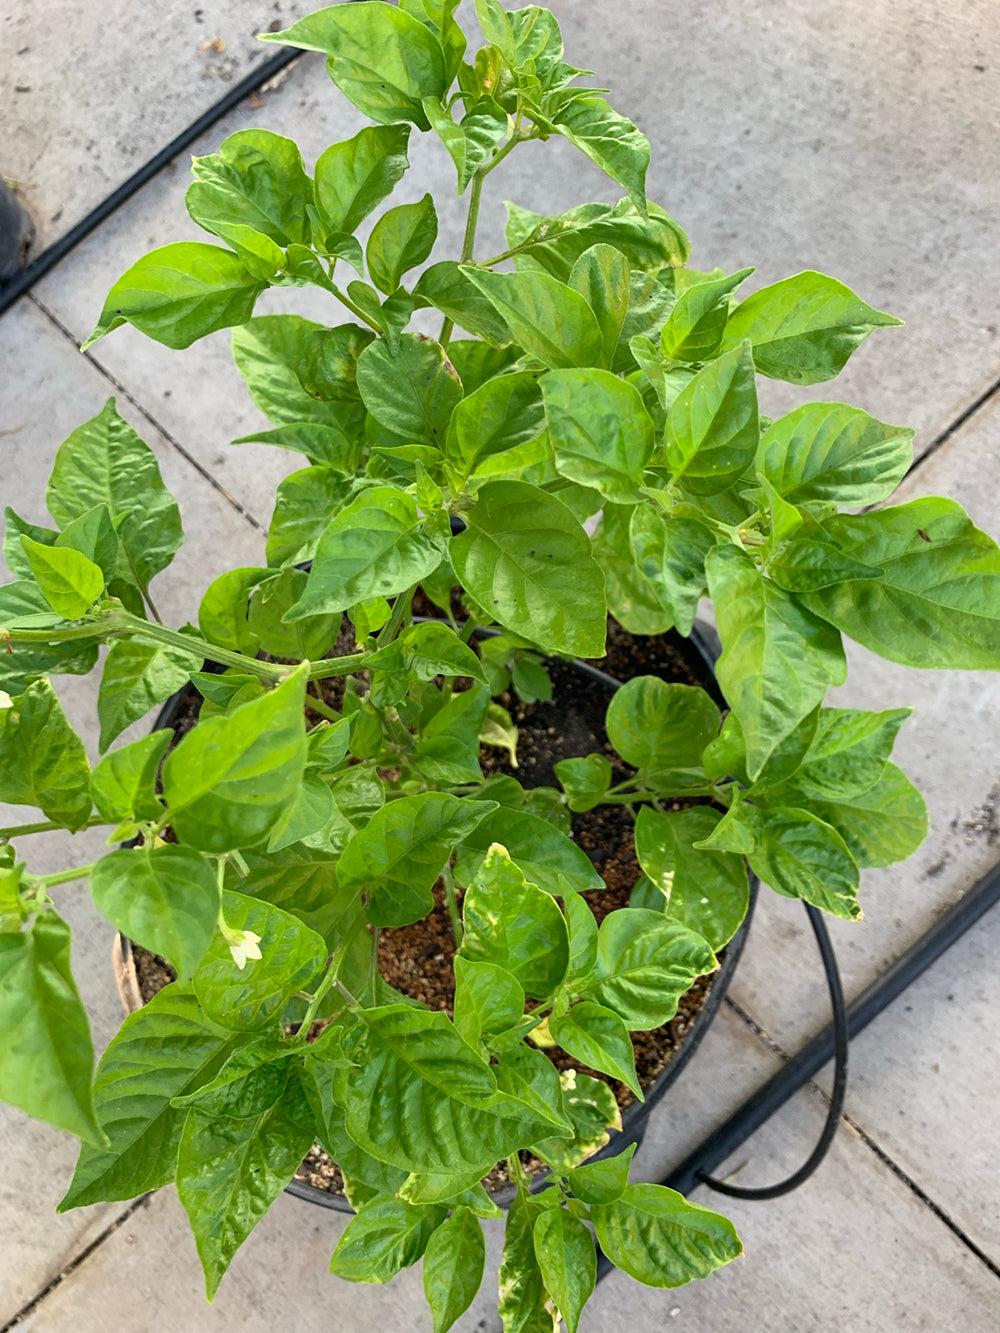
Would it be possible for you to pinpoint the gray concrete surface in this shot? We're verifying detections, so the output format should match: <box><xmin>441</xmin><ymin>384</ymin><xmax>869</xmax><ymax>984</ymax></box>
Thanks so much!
<box><xmin>2</xmin><ymin>0</ymin><xmax>1000</xmax><ymax>1328</ymax></box>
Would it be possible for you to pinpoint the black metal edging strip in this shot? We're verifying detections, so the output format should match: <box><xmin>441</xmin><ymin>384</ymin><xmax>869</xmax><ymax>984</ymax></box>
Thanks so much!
<box><xmin>0</xmin><ymin>47</ymin><xmax>300</xmax><ymax>318</ymax></box>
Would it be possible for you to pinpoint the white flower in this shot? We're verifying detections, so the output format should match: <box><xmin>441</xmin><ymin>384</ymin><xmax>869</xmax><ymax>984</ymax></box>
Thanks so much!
<box><xmin>228</xmin><ymin>929</ymin><xmax>262</xmax><ymax>970</ymax></box>
<box><xmin>0</xmin><ymin>692</ymin><xmax>12</xmax><ymax>710</ymax></box>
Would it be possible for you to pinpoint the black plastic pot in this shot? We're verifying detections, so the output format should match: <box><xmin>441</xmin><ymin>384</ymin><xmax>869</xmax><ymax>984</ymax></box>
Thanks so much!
<box><xmin>113</xmin><ymin>622</ymin><xmax>757</xmax><ymax>1213</ymax></box>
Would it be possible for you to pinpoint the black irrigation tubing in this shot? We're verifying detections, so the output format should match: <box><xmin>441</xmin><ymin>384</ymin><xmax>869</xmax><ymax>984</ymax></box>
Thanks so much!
<box><xmin>0</xmin><ymin>46</ymin><xmax>300</xmax><ymax>318</ymax></box>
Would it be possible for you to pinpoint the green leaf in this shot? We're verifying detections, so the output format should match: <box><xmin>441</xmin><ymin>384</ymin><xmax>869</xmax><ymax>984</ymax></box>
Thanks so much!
<box><xmin>567</xmin><ymin>1141</ymin><xmax>637</xmax><ymax>1205</ymax></box>
<box><xmin>0</xmin><ymin>678</ymin><xmax>91</xmax><ymax>829</ymax></box>
<box><xmin>47</xmin><ymin>398</ymin><xmax>183</xmax><ymax>590</ymax></box>
<box><xmin>460</xmin><ymin>844</ymin><xmax>569</xmax><ymax>998</ymax></box>
<box><xmin>806</xmin><ymin>762</ymin><xmax>927</xmax><ymax>869</ymax></box>
<box><xmin>584</xmin><ymin>908</ymin><xmax>717</xmax><ymax>1029</ymax></box>
<box><xmin>553</xmin><ymin>753</ymin><xmax>613</xmax><ymax>813</ymax></box>
<box><xmin>187</xmin><ymin>129</ymin><xmax>312</xmax><ymax>248</ymax></box>
<box><xmin>503</xmin><ymin>198</ymin><xmax>687</xmax><ymax>283</ymax></box>
<box><xmin>314</xmin><ymin>124</ymin><xmax>411</xmax><ymax>235</ymax></box>
<box><xmin>423</xmin><ymin>1206</ymin><xmax>487</xmax><ymax>1331</ymax></box>
<box><xmin>498</xmin><ymin>1189</ymin><xmax>553</xmax><ymax>1333</ymax></box>
<box><xmin>90</xmin><ymin>846</ymin><xmax>220</xmax><ymax>982</ymax></box>
<box><xmin>707</xmin><ymin>544</ymin><xmax>846</xmax><ymax>778</ymax></box>
<box><xmin>633</xmin><ymin>806</ymin><xmax>749</xmax><ymax>949</ymax></box>
<box><xmin>721</xmin><ymin>270</ymin><xmax>901</xmax><ymax>384</ymax></box>
<box><xmin>461</xmin><ymin>267</ymin><xmax>604</xmax><ymax>369</ymax></box>
<box><xmin>3</xmin><ymin>508</ymin><xmax>57</xmax><ymax>579</ymax></box>
<box><xmin>454</xmin><ymin>806</ymin><xmax>602</xmax><ymax>898</ymax></box>
<box><xmin>366</xmin><ymin>193</ymin><xmax>438</xmax><ymax>295</ymax></box>
<box><xmin>0</xmin><ymin>582</ymin><xmax>99</xmax><ymax>695</ymax></box>
<box><xmin>54</xmin><ymin>504</ymin><xmax>120</xmax><ymax>582</ymax></box>
<box><xmin>563</xmin><ymin>892</ymin><xmax>599</xmax><ymax>984</ymax></box>
<box><xmin>177</xmin><ymin>1070</ymin><xmax>314</xmax><ymax>1299</ymax></box>
<box><xmin>765</xmin><ymin>526</ymin><xmax>885</xmax><ymax>593</ymax></box>
<box><xmin>0</xmin><ymin>912</ymin><xmax>100</xmax><ymax>1143</ymax></box>
<box><xmin>263</xmin><ymin>2</ymin><xmax>449</xmax><ymax>129</ymax></box>
<box><xmin>451</xmin><ymin>480</ymin><xmax>607</xmax><ymax>657</ymax></box>
<box><xmin>414</xmin><ymin>260</ymin><xmax>513</xmax><ymax>345</ymax></box>
<box><xmin>60</xmin><ymin>986</ymin><xmax>241</xmax><ymax>1209</ymax></box>
<box><xmin>337</xmin><ymin>1004</ymin><xmax>561</xmax><ymax>1174</ymax></box>
<box><xmin>84</xmin><ymin>243</ymin><xmax>266</xmax><ymax>350</ymax></box>
<box><xmin>591</xmin><ymin>1183</ymin><xmax>742</xmax><ymax>1287</ymax></box>
<box><xmin>331</xmin><ymin>1195</ymin><xmax>446</xmax><ymax>1284</ymax></box>
<box><xmin>590</xmin><ymin>504</ymin><xmax>673</xmax><ymax>636</ymax></box>
<box><xmin>531</xmin><ymin>1068</ymin><xmax>621</xmax><ymax>1172</ymax></box>
<box><xmin>748</xmin><ymin>806</ymin><xmax>861</xmax><ymax>919</ymax></box>
<box><xmin>171</xmin><ymin>1036</ymin><xmax>298</xmax><ymax>1117</ymax></box>
<box><xmin>568</xmin><ymin>243</ymin><xmax>631</xmax><ymax>368</ymax></box>
<box><xmin>266</xmin><ymin>466</ymin><xmax>354</xmax><ymax>568</ymax></box>
<box><xmin>424</xmin><ymin>94</ymin><xmax>508</xmax><ymax>193</ymax></box>
<box><xmin>90</xmin><ymin>728</ymin><xmax>170</xmax><ymax>824</ymax></box>
<box><xmin>339</xmin><ymin>792</ymin><xmax>497</xmax><ymax>927</ymax></box>
<box><xmin>453</xmin><ymin>956</ymin><xmax>525</xmax><ymax>1048</ymax></box>
<box><xmin>550</xmin><ymin>1001</ymin><xmax>641</xmax><ymax>1099</ymax></box>
<box><xmin>756</xmin><ymin>402</ymin><xmax>914</xmax><ymax>506</ymax></box>
<box><xmin>605</xmin><ymin>675</ymin><xmax>720</xmax><ymax>778</ymax></box>
<box><xmin>541</xmin><ymin>369</ymin><xmax>653</xmax><ymax>504</ymax></box>
<box><xmin>444</xmin><ymin>371</ymin><xmax>544</xmax><ymax>481</ymax></box>
<box><xmin>193</xmin><ymin>890</ymin><xmax>327</xmax><ymax>1030</ymax></box>
<box><xmin>769</xmin><ymin>706</ymin><xmax>911</xmax><ymax>802</ymax></box>
<box><xmin>162</xmin><ymin>667</ymin><xmax>307</xmax><ymax>852</ymax></box>
<box><xmin>551</xmin><ymin>95</ymin><xmax>650</xmax><ymax>213</ymax></box>
<box><xmin>247</xmin><ymin>568</ymin><xmax>340</xmax><ymax>660</ymax></box>
<box><xmin>97</xmin><ymin>635</ymin><xmax>199</xmax><ymax>752</ymax></box>
<box><xmin>801</xmin><ymin>498</ymin><xmax>1000</xmax><ymax>669</ymax></box>
<box><xmin>361</xmin><ymin>620</ymin><xmax>487</xmax><ymax>684</ymax></box>
<box><xmin>664</xmin><ymin>341</ymin><xmax>758</xmax><ymax>494</ymax></box>
<box><xmin>231</xmin><ymin>315</ymin><xmax>372</xmax><ymax>429</ymax></box>
<box><xmin>660</xmin><ymin>266</ymin><xmax>754</xmax><ymax>361</ymax></box>
<box><xmin>19</xmin><ymin>537</ymin><xmax>103</xmax><ymax>619</ymax></box>
<box><xmin>630</xmin><ymin>505</ymin><xmax>716</xmax><ymax>637</ymax></box>
<box><xmin>357</xmin><ymin>332</ymin><xmax>462</xmax><ymax>445</ymax></box>
<box><xmin>411</xmin><ymin>682</ymin><xmax>491</xmax><ymax>784</ymax></box>
<box><xmin>532</xmin><ymin>1207</ymin><xmax>596</xmax><ymax>1333</ymax></box>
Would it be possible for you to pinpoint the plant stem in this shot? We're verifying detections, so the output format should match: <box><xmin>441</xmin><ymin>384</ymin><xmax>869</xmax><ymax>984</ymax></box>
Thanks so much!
<box><xmin>306</xmin><ymin>652</ymin><xmax>370</xmax><ymax>682</ymax></box>
<box><xmin>115</xmin><ymin>611</ymin><xmax>285</xmax><ymax>681</ymax></box>
<box><xmin>376</xmin><ymin>584</ymin><xmax>417</xmax><ymax>649</ymax></box>
<box><xmin>0</xmin><ymin>816</ymin><xmax>110</xmax><ymax>839</ymax></box>
<box><xmin>306</xmin><ymin>689</ymin><xmax>340</xmax><ymax>723</ymax></box>
<box><xmin>35</xmin><ymin>863</ymin><xmax>95</xmax><ymax>887</ymax></box>
<box><xmin>441</xmin><ymin>861</ymin><xmax>463</xmax><ymax>945</ymax></box>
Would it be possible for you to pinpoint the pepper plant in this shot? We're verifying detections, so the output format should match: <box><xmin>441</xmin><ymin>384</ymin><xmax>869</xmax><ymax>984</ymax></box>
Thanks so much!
<box><xmin>3</xmin><ymin>0</ymin><xmax>1000</xmax><ymax>1325</ymax></box>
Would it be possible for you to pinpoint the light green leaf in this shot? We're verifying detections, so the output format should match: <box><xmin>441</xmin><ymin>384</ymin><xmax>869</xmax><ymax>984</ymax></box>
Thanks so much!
<box><xmin>568</xmin><ymin>243</ymin><xmax>631</xmax><ymax>368</ymax></box>
<box><xmin>361</xmin><ymin>620</ymin><xmax>487</xmax><ymax>684</ymax></box>
<box><xmin>550</xmin><ymin>1001</ymin><xmax>641</xmax><ymax>1099</ymax></box>
<box><xmin>162</xmin><ymin>666</ymin><xmax>307</xmax><ymax>852</ymax></box>
<box><xmin>590</xmin><ymin>504</ymin><xmax>673</xmax><ymax>636</ymax></box>
<box><xmin>0</xmin><ymin>582</ymin><xmax>99</xmax><ymax>695</ymax></box>
<box><xmin>339</xmin><ymin>792</ymin><xmax>497</xmax><ymax>927</ymax></box>
<box><xmin>451</xmin><ymin>480</ymin><xmax>607</xmax><ymax>657</ymax></box>
<box><xmin>84</xmin><ymin>243</ymin><xmax>266</xmax><ymax>350</ymax></box>
<box><xmin>757</xmin><ymin>402</ymin><xmax>914</xmax><ymax>506</ymax></box>
<box><xmin>444</xmin><ymin>371</ymin><xmax>544</xmax><ymax>481</ymax></box>
<box><xmin>721</xmin><ymin>270</ymin><xmax>901</xmax><ymax>384</ymax></box>
<box><xmin>3</xmin><ymin>508</ymin><xmax>57</xmax><ymax>579</ymax></box>
<box><xmin>357</xmin><ymin>332</ymin><xmax>462</xmax><ymax>445</ymax></box>
<box><xmin>47</xmin><ymin>398</ymin><xmax>183</xmax><ymax>591</ymax></box>
<box><xmin>748</xmin><ymin>806</ymin><xmax>861</xmax><ymax>919</ymax></box>
<box><xmin>664</xmin><ymin>341</ymin><xmax>759</xmax><ymax>494</ymax></box>
<box><xmin>542</xmin><ymin>369</ymin><xmax>653</xmax><ymax>504</ymax></box>
<box><xmin>531</xmin><ymin>1068</ymin><xmax>621</xmax><ymax>1172</ymax></box>
<box><xmin>563</xmin><ymin>892</ymin><xmax>599</xmax><ymax>984</ymax></box>
<box><xmin>591</xmin><ymin>1183</ymin><xmax>742</xmax><ymax>1287</ymax></box>
<box><xmin>247</xmin><ymin>567</ymin><xmax>340</xmax><ymax>660</ymax></box>
<box><xmin>460</xmin><ymin>844</ymin><xmax>569</xmax><ymax>998</ymax></box>
<box><xmin>583</xmin><ymin>908</ymin><xmax>717</xmax><ymax>1029</ymax></box>
<box><xmin>54</xmin><ymin>504</ymin><xmax>120</xmax><ymax>582</ymax></box>
<box><xmin>806</xmin><ymin>762</ymin><xmax>927</xmax><ymax>869</ymax></box>
<box><xmin>567</xmin><ymin>1141</ymin><xmax>637</xmax><ymax>1205</ymax></box>
<box><xmin>90</xmin><ymin>846</ymin><xmax>220</xmax><ymax>981</ymax></box>
<box><xmin>20</xmin><ymin>537</ymin><xmax>103</xmax><ymax>619</ymax></box>
<box><xmin>266</xmin><ymin>466</ymin><xmax>354</xmax><ymax>568</ymax></box>
<box><xmin>660</xmin><ymin>266</ymin><xmax>754</xmax><ymax>361</ymax></box>
<box><xmin>0</xmin><ymin>678</ymin><xmax>91</xmax><ymax>829</ymax></box>
<box><xmin>171</xmin><ymin>1036</ymin><xmax>298</xmax><ymax>1117</ymax></box>
<box><xmin>423</xmin><ymin>1206</ymin><xmax>487</xmax><ymax>1332</ymax></box>
<box><xmin>187</xmin><ymin>128</ymin><xmax>312</xmax><ymax>248</ymax></box>
<box><xmin>331</xmin><ymin>1195</ymin><xmax>446</xmax><ymax>1285</ymax></box>
<box><xmin>633</xmin><ymin>806</ymin><xmax>749</xmax><ymax>949</ymax></box>
<box><xmin>411</xmin><ymin>682</ymin><xmax>491</xmax><ymax>785</ymax></box>
<box><xmin>769</xmin><ymin>706</ymin><xmax>911</xmax><ymax>802</ymax></box>
<box><xmin>552</xmin><ymin>95</ymin><xmax>650</xmax><ymax>213</ymax></box>
<box><xmin>177</xmin><ymin>1070</ymin><xmax>314</xmax><ymax>1299</ymax></box>
<box><xmin>0</xmin><ymin>911</ymin><xmax>100</xmax><ymax>1143</ymax></box>
<box><xmin>553</xmin><ymin>753</ymin><xmax>613</xmax><ymax>813</ymax></box>
<box><xmin>801</xmin><ymin>497</ymin><xmax>1000</xmax><ymax>669</ymax></box>
<box><xmin>453</xmin><ymin>956</ymin><xmax>525</xmax><ymax>1048</ymax></box>
<box><xmin>367</xmin><ymin>193</ymin><xmax>438</xmax><ymax>295</ymax></box>
<box><xmin>97</xmin><ymin>635</ymin><xmax>199</xmax><ymax>752</ymax></box>
<box><xmin>532</xmin><ymin>1207</ymin><xmax>596</xmax><ymax>1333</ymax></box>
<box><xmin>414</xmin><ymin>260</ymin><xmax>513</xmax><ymax>345</ymax></box>
<box><xmin>231</xmin><ymin>315</ymin><xmax>372</xmax><ymax>428</ymax></box>
<box><xmin>630</xmin><ymin>505</ymin><xmax>716</xmax><ymax>637</ymax></box>
<box><xmin>605</xmin><ymin>675</ymin><xmax>720</xmax><ymax>778</ymax></box>
<box><xmin>424</xmin><ymin>94</ymin><xmax>508</xmax><ymax>192</ymax></box>
<box><xmin>314</xmin><ymin>124</ymin><xmax>411</xmax><ymax>235</ymax></box>
<box><xmin>503</xmin><ymin>197</ymin><xmax>687</xmax><ymax>283</ymax></box>
<box><xmin>90</xmin><ymin>728</ymin><xmax>170</xmax><ymax>824</ymax></box>
<box><xmin>707</xmin><ymin>544</ymin><xmax>846</xmax><ymax>778</ymax></box>
<box><xmin>198</xmin><ymin>567</ymin><xmax>268</xmax><ymax>655</ymax></box>
<box><xmin>498</xmin><ymin>1189</ymin><xmax>555</xmax><ymax>1333</ymax></box>
<box><xmin>765</xmin><ymin>527</ymin><xmax>885</xmax><ymax>593</ymax></box>
<box><xmin>461</xmin><ymin>267</ymin><xmax>604</xmax><ymax>369</ymax></box>
<box><xmin>454</xmin><ymin>806</ymin><xmax>602</xmax><ymax>898</ymax></box>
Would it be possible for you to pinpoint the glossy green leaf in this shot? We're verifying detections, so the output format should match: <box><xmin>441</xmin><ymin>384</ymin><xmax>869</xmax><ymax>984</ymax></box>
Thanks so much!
<box><xmin>633</xmin><ymin>806</ymin><xmax>749</xmax><ymax>949</ymax></box>
<box><xmin>414</xmin><ymin>260</ymin><xmax>513</xmax><ymax>345</ymax></box>
<box><xmin>90</xmin><ymin>728</ymin><xmax>170</xmax><ymax>824</ymax></box>
<box><xmin>568</xmin><ymin>243</ymin><xmax>631</xmax><ymax>368</ymax></box>
<box><xmin>460</xmin><ymin>844</ymin><xmax>569</xmax><ymax>998</ymax></box>
<box><xmin>757</xmin><ymin>402</ymin><xmax>914</xmax><ymax>505</ymax></box>
<box><xmin>361</xmin><ymin>620</ymin><xmax>487</xmax><ymax>684</ymax></box>
<box><xmin>721</xmin><ymin>270</ymin><xmax>901</xmax><ymax>384</ymax></box>
<box><xmin>590</xmin><ymin>504</ymin><xmax>673</xmax><ymax>636</ymax></box>
<box><xmin>455</xmin><ymin>805</ymin><xmax>602</xmax><ymax>897</ymax></box>
<box><xmin>748</xmin><ymin>806</ymin><xmax>861</xmax><ymax>919</ymax></box>
<box><xmin>806</xmin><ymin>762</ymin><xmax>927</xmax><ymax>869</ymax></box>
<box><xmin>551</xmin><ymin>95</ymin><xmax>650</xmax><ymax>213</ymax></box>
<box><xmin>331</xmin><ymin>1195</ymin><xmax>446</xmax><ymax>1285</ymax></box>
<box><xmin>0</xmin><ymin>678</ymin><xmax>91</xmax><ymax>829</ymax></box>
<box><xmin>97</xmin><ymin>635</ymin><xmax>199</xmax><ymax>751</ymax></box>
<box><xmin>339</xmin><ymin>792</ymin><xmax>496</xmax><ymax>927</ymax></box>
<box><xmin>553</xmin><ymin>753</ymin><xmax>613</xmax><ymax>813</ymax></box>
<box><xmin>444</xmin><ymin>371</ymin><xmax>544</xmax><ymax>480</ymax></box>
<box><xmin>90</xmin><ymin>846</ymin><xmax>220</xmax><ymax>981</ymax></box>
<box><xmin>424</xmin><ymin>93</ymin><xmax>508</xmax><ymax>193</ymax></box>
<box><xmin>263</xmin><ymin>3</ymin><xmax>449</xmax><ymax>129</ymax></box>
<box><xmin>198</xmin><ymin>567</ymin><xmax>268</xmax><ymax>655</ymax></box>
<box><xmin>532</xmin><ymin>1207</ymin><xmax>596</xmax><ymax>1333</ymax></box>
<box><xmin>177</xmin><ymin>1069</ymin><xmax>314</xmax><ymax>1298</ymax></box>
<box><xmin>542</xmin><ymin>369</ymin><xmax>653</xmax><ymax>504</ymax></box>
<box><xmin>591</xmin><ymin>1183</ymin><xmax>742</xmax><ymax>1286</ymax></box>
<box><xmin>20</xmin><ymin>537</ymin><xmax>103</xmax><ymax>619</ymax></box>
<box><xmin>187</xmin><ymin>129</ymin><xmax>312</xmax><ymax>248</ymax></box>
<box><xmin>171</xmin><ymin>1036</ymin><xmax>298</xmax><ymax>1118</ymax></box>
<box><xmin>531</xmin><ymin>1068</ymin><xmax>621</xmax><ymax>1172</ymax></box>
<box><xmin>314</xmin><ymin>124</ymin><xmax>411</xmax><ymax>234</ymax></box>
<box><xmin>357</xmin><ymin>332</ymin><xmax>462</xmax><ymax>444</ymax></box>
<box><xmin>0</xmin><ymin>911</ymin><xmax>100</xmax><ymax>1143</ymax></box>
<box><xmin>629</xmin><ymin>505</ymin><xmax>716</xmax><ymax>637</ymax></box>
<box><xmin>423</xmin><ymin>1206</ymin><xmax>487</xmax><ymax>1331</ymax></box>
<box><xmin>503</xmin><ymin>197</ymin><xmax>687</xmax><ymax>283</ymax></box>
<box><xmin>583</xmin><ymin>908</ymin><xmax>717</xmax><ymax>1029</ymax></box>
<box><xmin>550</xmin><ymin>1001</ymin><xmax>641</xmax><ymax>1099</ymax></box>
<box><xmin>247</xmin><ymin>567</ymin><xmax>340</xmax><ymax>660</ymax></box>
<box><xmin>54</xmin><ymin>503</ymin><xmax>120</xmax><ymax>582</ymax></box>
<box><xmin>567</xmin><ymin>1141</ymin><xmax>637</xmax><ymax>1205</ymax></box>
<box><xmin>660</xmin><ymin>266</ymin><xmax>754</xmax><ymax>361</ymax></box>
<box><xmin>765</xmin><ymin>527</ymin><xmax>885</xmax><ymax>593</ymax></box>
<box><xmin>770</xmin><ymin>706</ymin><xmax>911</xmax><ymax>802</ymax></box>
<box><xmin>0</xmin><ymin>582</ymin><xmax>99</xmax><ymax>695</ymax></box>
<box><xmin>605</xmin><ymin>675</ymin><xmax>720</xmax><ymax>777</ymax></box>
<box><xmin>451</xmin><ymin>480</ymin><xmax>607</xmax><ymax>657</ymax></box>
<box><xmin>453</xmin><ymin>956</ymin><xmax>525</xmax><ymax>1048</ymax></box>
<box><xmin>3</xmin><ymin>508</ymin><xmax>57</xmax><ymax>580</ymax></box>
<box><xmin>162</xmin><ymin>667</ymin><xmax>308</xmax><ymax>852</ymax></box>
<box><xmin>231</xmin><ymin>315</ymin><xmax>371</xmax><ymax>428</ymax></box>
<box><xmin>498</xmin><ymin>1188</ymin><xmax>554</xmax><ymax>1333</ymax></box>
<box><xmin>265</xmin><ymin>466</ymin><xmax>354</xmax><ymax>568</ymax></box>
<box><xmin>84</xmin><ymin>243</ymin><xmax>266</xmax><ymax>350</ymax></box>
<box><xmin>563</xmin><ymin>892</ymin><xmax>599</xmax><ymax>984</ymax></box>
<box><xmin>461</xmin><ymin>267</ymin><xmax>604</xmax><ymax>369</ymax></box>
<box><xmin>707</xmin><ymin>544</ymin><xmax>846</xmax><ymax>778</ymax></box>
<box><xmin>801</xmin><ymin>498</ymin><xmax>1000</xmax><ymax>669</ymax></box>
<box><xmin>664</xmin><ymin>341</ymin><xmax>758</xmax><ymax>494</ymax></box>
<box><xmin>411</xmin><ymin>682</ymin><xmax>491</xmax><ymax>784</ymax></box>
<box><xmin>367</xmin><ymin>193</ymin><xmax>438</xmax><ymax>294</ymax></box>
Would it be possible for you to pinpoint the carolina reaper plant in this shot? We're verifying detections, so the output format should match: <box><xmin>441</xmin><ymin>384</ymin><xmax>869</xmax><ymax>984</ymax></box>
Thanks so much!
<box><xmin>2</xmin><ymin>0</ymin><xmax>1000</xmax><ymax>1325</ymax></box>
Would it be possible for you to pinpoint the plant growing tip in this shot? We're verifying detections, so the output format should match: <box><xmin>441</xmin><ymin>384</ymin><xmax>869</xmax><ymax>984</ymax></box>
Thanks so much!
<box><xmin>0</xmin><ymin>0</ymin><xmax>994</xmax><ymax>1326</ymax></box>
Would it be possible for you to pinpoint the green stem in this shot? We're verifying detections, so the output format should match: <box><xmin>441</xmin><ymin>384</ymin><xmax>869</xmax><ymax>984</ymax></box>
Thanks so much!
<box><xmin>376</xmin><ymin>585</ymin><xmax>417</xmax><ymax>649</ymax></box>
<box><xmin>0</xmin><ymin>816</ymin><xmax>110</xmax><ymax>839</ymax></box>
<box><xmin>35</xmin><ymin>863</ymin><xmax>95</xmax><ymax>887</ymax></box>
<box><xmin>306</xmin><ymin>689</ymin><xmax>340</xmax><ymax>723</ymax></box>
<box><xmin>441</xmin><ymin>861</ymin><xmax>463</xmax><ymax>946</ymax></box>
<box><xmin>116</xmin><ymin>612</ymin><xmax>285</xmax><ymax>681</ymax></box>
<box><xmin>306</xmin><ymin>653</ymin><xmax>369</xmax><ymax>683</ymax></box>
